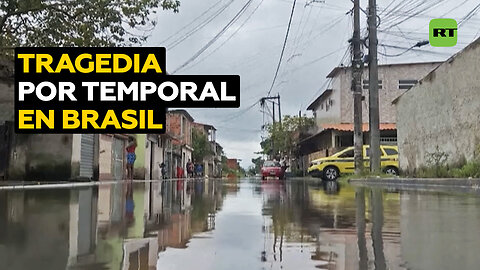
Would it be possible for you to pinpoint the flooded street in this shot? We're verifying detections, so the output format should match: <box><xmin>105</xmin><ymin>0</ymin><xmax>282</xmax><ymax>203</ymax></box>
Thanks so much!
<box><xmin>1</xmin><ymin>178</ymin><xmax>480</xmax><ymax>270</ymax></box>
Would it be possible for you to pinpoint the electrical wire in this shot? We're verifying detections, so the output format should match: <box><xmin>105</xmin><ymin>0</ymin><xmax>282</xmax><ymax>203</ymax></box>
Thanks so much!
<box><xmin>181</xmin><ymin>0</ymin><xmax>266</xmax><ymax>71</ymax></box>
<box><xmin>166</xmin><ymin>0</ymin><xmax>235</xmax><ymax>49</ymax></box>
<box><xmin>379</xmin><ymin>43</ymin><xmax>454</xmax><ymax>57</ymax></box>
<box><xmin>157</xmin><ymin>0</ymin><xmax>225</xmax><ymax>45</ymax></box>
<box><xmin>217</xmin><ymin>99</ymin><xmax>261</xmax><ymax>123</ymax></box>
<box><xmin>172</xmin><ymin>0</ymin><xmax>255</xmax><ymax>74</ymax></box>
<box><xmin>267</xmin><ymin>0</ymin><xmax>297</xmax><ymax>96</ymax></box>
<box><xmin>458</xmin><ymin>3</ymin><xmax>480</xmax><ymax>27</ymax></box>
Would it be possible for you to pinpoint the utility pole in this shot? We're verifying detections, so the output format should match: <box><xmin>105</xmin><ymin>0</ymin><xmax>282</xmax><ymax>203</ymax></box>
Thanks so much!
<box><xmin>352</xmin><ymin>0</ymin><xmax>364</xmax><ymax>174</ymax></box>
<box><xmin>261</xmin><ymin>95</ymin><xmax>282</xmax><ymax>159</ymax></box>
<box><xmin>272</xmin><ymin>100</ymin><xmax>276</xmax><ymax>124</ymax></box>
<box><xmin>278</xmin><ymin>93</ymin><xmax>282</xmax><ymax>125</ymax></box>
<box><xmin>368</xmin><ymin>0</ymin><xmax>380</xmax><ymax>173</ymax></box>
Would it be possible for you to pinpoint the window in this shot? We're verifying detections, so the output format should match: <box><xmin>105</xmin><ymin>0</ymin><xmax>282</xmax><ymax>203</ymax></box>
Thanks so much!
<box><xmin>398</xmin><ymin>79</ymin><xmax>418</xmax><ymax>89</ymax></box>
<box><xmin>365</xmin><ymin>147</ymin><xmax>370</xmax><ymax>157</ymax></box>
<box><xmin>339</xmin><ymin>149</ymin><xmax>354</xmax><ymax>158</ymax></box>
<box><xmin>363</xmin><ymin>80</ymin><xmax>383</xmax><ymax>90</ymax></box>
<box><xmin>384</xmin><ymin>148</ymin><xmax>398</xmax><ymax>156</ymax></box>
<box><xmin>264</xmin><ymin>161</ymin><xmax>281</xmax><ymax>167</ymax></box>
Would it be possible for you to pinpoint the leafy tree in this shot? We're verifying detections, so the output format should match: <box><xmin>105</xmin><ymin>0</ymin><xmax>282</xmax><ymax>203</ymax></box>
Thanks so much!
<box><xmin>251</xmin><ymin>156</ymin><xmax>264</xmax><ymax>174</ymax></box>
<box><xmin>0</xmin><ymin>0</ymin><xmax>180</xmax><ymax>52</ymax></box>
<box><xmin>192</xmin><ymin>129</ymin><xmax>212</xmax><ymax>163</ymax></box>
<box><xmin>261</xmin><ymin>115</ymin><xmax>315</xmax><ymax>158</ymax></box>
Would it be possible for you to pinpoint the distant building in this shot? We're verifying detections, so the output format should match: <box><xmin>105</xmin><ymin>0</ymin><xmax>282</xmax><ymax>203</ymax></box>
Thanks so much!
<box><xmin>166</xmin><ymin>109</ymin><xmax>194</xmax><ymax>177</ymax></box>
<box><xmin>299</xmin><ymin>61</ymin><xmax>441</xmax><ymax>168</ymax></box>
<box><xmin>226</xmin><ymin>159</ymin><xmax>238</xmax><ymax>170</ymax></box>
<box><xmin>394</xmin><ymin>38</ymin><xmax>480</xmax><ymax>173</ymax></box>
<box><xmin>193</xmin><ymin>122</ymin><xmax>223</xmax><ymax>178</ymax></box>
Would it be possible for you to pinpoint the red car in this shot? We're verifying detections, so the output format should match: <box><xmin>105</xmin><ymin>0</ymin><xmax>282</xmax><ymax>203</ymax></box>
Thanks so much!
<box><xmin>261</xmin><ymin>161</ymin><xmax>285</xmax><ymax>180</ymax></box>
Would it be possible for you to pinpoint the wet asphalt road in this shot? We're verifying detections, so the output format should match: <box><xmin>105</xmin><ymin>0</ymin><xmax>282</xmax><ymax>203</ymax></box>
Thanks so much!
<box><xmin>1</xmin><ymin>177</ymin><xmax>480</xmax><ymax>270</ymax></box>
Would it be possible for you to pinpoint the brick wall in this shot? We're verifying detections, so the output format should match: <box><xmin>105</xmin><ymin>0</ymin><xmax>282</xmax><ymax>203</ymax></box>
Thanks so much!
<box><xmin>227</xmin><ymin>159</ymin><xmax>238</xmax><ymax>170</ymax></box>
<box><xmin>167</xmin><ymin>113</ymin><xmax>193</xmax><ymax>146</ymax></box>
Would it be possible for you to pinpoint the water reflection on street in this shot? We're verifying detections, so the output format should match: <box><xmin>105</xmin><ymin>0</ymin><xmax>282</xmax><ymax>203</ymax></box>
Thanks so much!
<box><xmin>1</xmin><ymin>178</ymin><xmax>480</xmax><ymax>269</ymax></box>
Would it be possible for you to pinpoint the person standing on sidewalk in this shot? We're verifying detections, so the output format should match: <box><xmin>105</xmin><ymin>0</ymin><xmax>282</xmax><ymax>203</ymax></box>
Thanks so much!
<box><xmin>126</xmin><ymin>137</ymin><xmax>137</xmax><ymax>180</ymax></box>
<box><xmin>186</xmin><ymin>159</ymin><xmax>194</xmax><ymax>178</ymax></box>
<box><xmin>160</xmin><ymin>162</ymin><xmax>167</xmax><ymax>179</ymax></box>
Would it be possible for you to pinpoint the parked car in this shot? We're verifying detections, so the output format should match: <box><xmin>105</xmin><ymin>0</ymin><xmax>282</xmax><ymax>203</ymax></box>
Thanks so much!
<box><xmin>261</xmin><ymin>160</ymin><xmax>285</xmax><ymax>180</ymax></box>
<box><xmin>307</xmin><ymin>145</ymin><xmax>399</xmax><ymax>181</ymax></box>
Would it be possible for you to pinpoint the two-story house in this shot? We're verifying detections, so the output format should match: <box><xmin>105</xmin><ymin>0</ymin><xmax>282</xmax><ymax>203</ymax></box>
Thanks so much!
<box><xmin>192</xmin><ymin>122</ymin><xmax>223</xmax><ymax>178</ymax></box>
<box><xmin>167</xmin><ymin>109</ymin><xmax>194</xmax><ymax>177</ymax></box>
<box><xmin>300</xmin><ymin>61</ymin><xmax>441</xmax><ymax>165</ymax></box>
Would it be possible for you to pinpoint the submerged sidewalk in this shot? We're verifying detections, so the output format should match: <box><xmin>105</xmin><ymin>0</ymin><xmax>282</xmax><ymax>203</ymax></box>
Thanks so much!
<box><xmin>349</xmin><ymin>177</ymin><xmax>480</xmax><ymax>191</ymax></box>
<box><xmin>0</xmin><ymin>178</ymin><xmax>208</xmax><ymax>190</ymax></box>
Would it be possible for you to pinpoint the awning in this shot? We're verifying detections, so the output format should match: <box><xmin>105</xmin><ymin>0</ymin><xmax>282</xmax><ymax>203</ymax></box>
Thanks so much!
<box><xmin>321</xmin><ymin>123</ymin><xmax>396</xmax><ymax>132</ymax></box>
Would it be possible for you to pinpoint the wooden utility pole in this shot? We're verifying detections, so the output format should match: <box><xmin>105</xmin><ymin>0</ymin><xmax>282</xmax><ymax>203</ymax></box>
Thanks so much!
<box><xmin>368</xmin><ymin>0</ymin><xmax>380</xmax><ymax>172</ymax></box>
<box><xmin>352</xmin><ymin>0</ymin><xmax>364</xmax><ymax>174</ymax></box>
<box><xmin>261</xmin><ymin>95</ymin><xmax>282</xmax><ymax>159</ymax></box>
<box><xmin>277</xmin><ymin>93</ymin><xmax>282</xmax><ymax>125</ymax></box>
<box><xmin>272</xmin><ymin>100</ymin><xmax>276</xmax><ymax>124</ymax></box>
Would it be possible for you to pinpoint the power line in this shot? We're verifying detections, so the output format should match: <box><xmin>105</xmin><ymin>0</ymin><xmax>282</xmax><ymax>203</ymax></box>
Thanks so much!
<box><xmin>217</xmin><ymin>99</ymin><xmax>261</xmax><ymax>123</ymax></box>
<box><xmin>379</xmin><ymin>43</ymin><xmax>454</xmax><ymax>57</ymax></box>
<box><xmin>459</xmin><ymin>3</ymin><xmax>480</xmax><ymax>27</ymax></box>
<box><xmin>182</xmin><ymin>0</ymin><xmax>265</xmax><ymax>71</ymax></box>
<box><xmin>157</xmin><ymin>0</ymin><xmax>225</xmax><ymax>45</ymax></box>
<box><xmin>166</xmin><ymin>0</ymin><xmax>235</xmax><ymax>49</ymax></box>
<box><xmin>267</xmin><ymin>0</ymin><xmax>297</xmax><ymax>96</ymax></box>
<box><xmin>172</xmin><ymin>0</ymin><xmax>255</xmax><ymax>74</ymax></box>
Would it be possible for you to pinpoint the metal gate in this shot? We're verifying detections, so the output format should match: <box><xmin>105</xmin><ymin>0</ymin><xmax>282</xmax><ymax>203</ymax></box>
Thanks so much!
<box><xmin>0</xmin><ymin>122</ymin><xmax>12</xmax><ymax>180</ymax></box>
<box><xmin>80</xmin><ymin>134</ymin><xmax>95</xmax><ymax>179</ymax></box>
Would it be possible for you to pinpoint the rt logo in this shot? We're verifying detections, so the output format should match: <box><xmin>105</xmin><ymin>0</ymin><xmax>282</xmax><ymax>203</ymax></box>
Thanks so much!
<box><xmin>429</xmin><ymin>18</ymin><xmax>457</xmax><ymax>47</ymax></box>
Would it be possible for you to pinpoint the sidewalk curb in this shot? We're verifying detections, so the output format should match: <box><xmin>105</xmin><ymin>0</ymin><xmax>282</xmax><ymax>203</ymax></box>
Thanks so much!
<box><xmin>0</xmin><ymin>177</ymin><xmax>213</xmax><ymax>190</ymax></box>
<box><xmin>349</xmin><ymin>177</ymin><xmax>480</xmax><ymax>190</ymax></box>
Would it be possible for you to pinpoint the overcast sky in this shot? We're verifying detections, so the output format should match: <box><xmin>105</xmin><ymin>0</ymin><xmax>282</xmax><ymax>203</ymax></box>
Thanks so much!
<box><xmin>145</xmin><ymin>0</ymin><xmax>480</xmax><ymax>168</ymax></box>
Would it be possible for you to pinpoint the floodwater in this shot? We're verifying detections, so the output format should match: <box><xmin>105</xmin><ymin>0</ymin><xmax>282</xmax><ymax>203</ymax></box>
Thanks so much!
<box><xmin>1</xmin><ymin>178</ymin><xmax>480</xmax><ymax>270</ymax></box>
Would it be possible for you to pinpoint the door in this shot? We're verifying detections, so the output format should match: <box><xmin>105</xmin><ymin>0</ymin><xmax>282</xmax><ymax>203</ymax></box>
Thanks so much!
<box><xmin>337</xmin><ymin>148</ymin><xmax>355</xmax><ymax>173</ymax></box>
<box><xmin>112</xmin><ymin>137</ymin><xmax>124</xmax><ymax>180</ymax></box>
<box><xmin>80</xmin><ymin>134</ymin><xmax>95</xmax><ymax>179</ymax></box>
<box><xmin>363</xmin><ymin>146</ymin><xmax>370</xmax><ymax>169</ymax></box>
<box><xmin>150</xmin><ymin>141</ymin><xmax>155</xmax><ymax>180</ymax></box>
<box><xmin>0</xmin><ymin>122</ymin><xmax>12</xmax><ymax>179</ymax></box>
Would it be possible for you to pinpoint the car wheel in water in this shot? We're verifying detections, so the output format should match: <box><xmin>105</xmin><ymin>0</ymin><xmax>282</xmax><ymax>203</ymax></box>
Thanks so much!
<box><xmin>323</xmin><ymin>166</ymin><xmax>339</xmax><ymax>181</ymax></box>
<box><xmin>384</xmin><ymin>166</ymin><xmax>399</xmax><ymax>176</ymax></box>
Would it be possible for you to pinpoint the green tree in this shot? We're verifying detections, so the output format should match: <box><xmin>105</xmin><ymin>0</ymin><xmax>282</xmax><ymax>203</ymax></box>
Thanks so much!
<box><xmin>261</xmin><ymin>115</ymin><xmax>315</xmax><ymax>158</ymax></box>
<box><xmin>0</xmin><ymin>0</ymin><xmax>180</xmax><ymax>51</ymax></box>
<box><xmin>251</xmin><ymin>156</ymin><xmax>264</xmax><ymax>174</ymax></box>
<box><xmin>192</xmin><ymin>129</ymin><xmax>212</xmax><ymax>163</ymax></box>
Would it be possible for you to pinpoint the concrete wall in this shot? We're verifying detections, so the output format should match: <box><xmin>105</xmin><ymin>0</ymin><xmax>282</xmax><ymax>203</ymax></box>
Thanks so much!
<box><xmin>396</xmin><ymin>41</ymin><xmax>480</xmax><ymax>172</ymax></box>
<box><xmin>144</xmin><ymin>135</ymin><xmax>166</xmax><ymax>180</ymax></box>
<box><xmin>339</xmin><ymin>62</ymin><xmax>440</xmax><ymax>124</ymax></box>
<box><xmin>313</xmin><ymin>77</ymin><xmax>342</xmax><ymax>127</ymax></box>
<box><xmin>0</xmin><ymin>80</ymin><xmax>14</xmax><ymax>123</ymax></box>
<box><xmin>99</xmin><ymin>135</ymin><xmax>113</xmax><ymax>180</ymax></box>
<box><xmin>0</xmin><ymin>60</ymin><xmax>14</xmax><ymax>123</ymax></box>
<box><xmin>8</xmin><ymin>134</ymin><xmax>74</xmax><ymax>180</ymax></box>
<box><xmin>134</xmin><ymin>134</ymin><xmax>146</xmax><ymax>179</ymax></box>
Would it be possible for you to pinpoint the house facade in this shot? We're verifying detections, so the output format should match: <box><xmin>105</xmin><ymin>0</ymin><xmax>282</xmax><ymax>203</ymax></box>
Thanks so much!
<box><xmin>300</xmin><ymin>61</ymin><xmax>441</xmax><ymax>168</ymax></box>
<box><xmin>395</xmin><ymin>38</ymin><xmax>480</xmax><ymax>173</ymax></box>
<box><xmin>192</xmin><ymin>122</ymin><xmax>223</xmax><ymax>178</ymax></box>
<box><xmin>166</xmin><ymin>110</ymin><xmax>194</xmax><ymax>177</ymax></box>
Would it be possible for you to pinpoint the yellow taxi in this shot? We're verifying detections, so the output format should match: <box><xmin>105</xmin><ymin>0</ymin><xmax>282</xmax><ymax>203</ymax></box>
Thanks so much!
<box><xmin>307</xmin><ymin>145</ymin><xmax>399</xmax><ymax>181</ymax></box>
